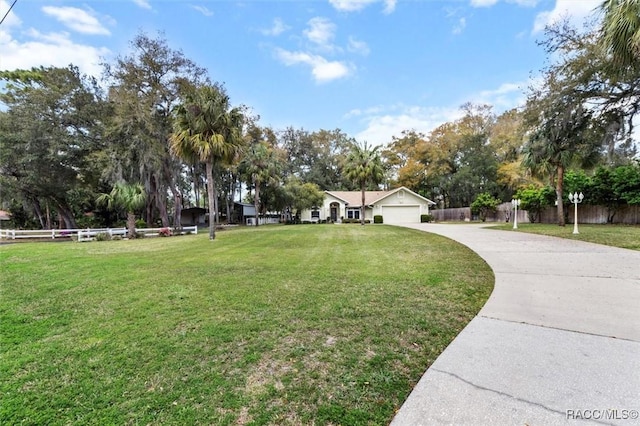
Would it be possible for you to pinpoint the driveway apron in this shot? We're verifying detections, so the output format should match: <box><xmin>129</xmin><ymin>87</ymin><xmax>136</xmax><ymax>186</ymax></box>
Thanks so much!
<box><xmin>391</xmin><ymin>224</ymin><xmax>640</xmax><ymax>426</ymax></box>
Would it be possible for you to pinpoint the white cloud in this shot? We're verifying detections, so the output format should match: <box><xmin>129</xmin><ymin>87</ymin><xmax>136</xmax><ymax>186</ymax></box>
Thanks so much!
<box><xmin>262</xmin><ymin>18</ymin><xmax>289</xmax><ymax>36</ymax></box>
<box><xmin>350</xmin><ymin>104</ymin><xmax>464</xmax><ymax>147</ymax></box>
<box><xmin>133</xmin><ymin>0</ymin><xmax>152</xmax><ymax>10</ymax></box>
<box><xmin>0</xmin><ymin>0</ymin><xmax>20</xmax><ymax>27</ymax></box>
<box><xmin>382</xmin><ymin>0</ymin><xmax>397</xmax><ymax>14</ymax></box>
<box><xmin>532</xmin><ymin>0</ymin><xmax>601</xmax><ymax>33</ymax></box>
<box><xmin>510</xmin><ymin>0</ymin><xmax>539</xmax><ymax>6</ymax></box>
<box><xmin>453</xmin><ymin>17</ymin><xmax>466</xmax><ymax>35</ymax></box>
<box><xmin>275</xmin><ymin>48</ymin><xmax>351</xmax><ymax>83</ymax></box>
<box><xmin>471</xmin><ymin>0</ymin><xmax>539</xmax><ymax>7</ymax></box>
<box><xmin>471</xmin><ymin>81</ymin><xmax>526</xmax><ymax>111</ymax></box>
<box><xmin>349</xmin><ymin>80</ymin><xmax>529</xmax><ymax>147</ymax></box>
<box><xmin>0</xmin><ymin>28</ymin><xmax>110</xmax><ymax>77</ymax></box>
<box><xmin>347</xmin><ymin>36</ymin><xmax>370</xmax><ymax>55</ymax></box>
<box><xmin>304</xmin><ymin>17</ymin><xmax>336</xmax><ymax>46</ymax></box>
<box><xmin>191</xmin><ymin>5</ymin><xmax>213</xmax><ymax>17</ymax></box>
<box><xmin>470</xmin><ymin>0</ymin><xmax>499</xmax><ymax>7</ymax></box>
<box><xmin>329</xmin><ymin>0</ymin><xmax>396</xmax><ymax>14</ymax></box>
<box><xmin>42</xmin><ymin>6</ymin><xmax>110</xmax><ymax>35</ymax></box>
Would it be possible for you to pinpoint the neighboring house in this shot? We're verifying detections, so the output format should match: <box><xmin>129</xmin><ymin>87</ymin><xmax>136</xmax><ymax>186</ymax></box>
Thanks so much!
<box><xmin>233</xmin><ymin>202</ymin><xmax>256</xmax><ymax>225</ymax></box>
<box><xmin>300</xmin><ymin>186</ymin><xmax>436</xmax><ymax>224</ymax></box>
<box><xmin>180</xmin><ymin>207</ymin><xmax>207</xmax><ymax>226</ymax></box>
<box><xmin>232</xmin><ymin>202</ymin><xmax>280</xmax><ymax>225</ymax></box>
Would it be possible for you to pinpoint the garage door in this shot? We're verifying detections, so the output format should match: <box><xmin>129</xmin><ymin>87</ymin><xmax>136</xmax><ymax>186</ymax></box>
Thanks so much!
<box><xmin>381</xmin><ymin>206</ymin><xmax>420</xmax><ymax>223</ymax></box>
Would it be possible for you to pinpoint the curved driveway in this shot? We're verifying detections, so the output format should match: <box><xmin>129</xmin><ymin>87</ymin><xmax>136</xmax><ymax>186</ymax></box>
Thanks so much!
<box><xmin>391</xmin><ymin>224</ymin><xmax>640</xmax><ymax>426</ymax></box>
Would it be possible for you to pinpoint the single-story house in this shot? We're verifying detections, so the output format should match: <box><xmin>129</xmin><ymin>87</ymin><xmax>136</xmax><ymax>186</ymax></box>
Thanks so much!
<box><xmin>300</xmin><ymin>186</ymin><xmax>436</xmax><ymax>224</ymax></box>
<box><xmin>233</xmin><ymin>202</ymin><xmax>256</xmax><ymax>225</ymax></box>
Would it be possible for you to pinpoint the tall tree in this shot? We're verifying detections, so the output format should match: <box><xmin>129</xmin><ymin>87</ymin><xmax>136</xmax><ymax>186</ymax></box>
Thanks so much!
<box><xmin>239</xmin><ymin>141</ymin><xmax>284</xmax><ymax>226</ymax></box>
<box><xmin>342</xmin><ymin>142</ymin><xmax>384</xmax><ymax>225</ymax></box>
<box><xmin>0</xmin><ymin>66</ymin><xmax>106</xmax><ymax>229</ymax></box>
<box><xmin>170</xmin><ymin>84</ymin><xmax>245</xmax><ymax>240</ymax></box>
<box><xmin>522</xmin><ymin>70</ymin><xmax>600</xmax><ymax>226</ymax></box>
<box><xmin>103</xmin><ymin>32</ymin><xmax>208</xmax><ymax>228</ymax></box>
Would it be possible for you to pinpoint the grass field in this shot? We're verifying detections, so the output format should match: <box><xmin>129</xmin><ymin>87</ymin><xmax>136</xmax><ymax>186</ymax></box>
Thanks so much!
<box><xmin>1</xmin><ymin>224</ymin><xmax>493</xmax><ymax>425</ymax></box>
<box><xmin>491</xmin><ymin>223</ymin><xmax>640</xmax><ymax>251</ymax></box>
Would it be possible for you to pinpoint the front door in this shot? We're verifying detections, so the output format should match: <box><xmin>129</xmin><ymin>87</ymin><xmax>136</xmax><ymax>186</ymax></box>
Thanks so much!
<box><xmin>330</xmin><ymin>204</ymin><xmax>338</xmax><ymax>222</ymax></box>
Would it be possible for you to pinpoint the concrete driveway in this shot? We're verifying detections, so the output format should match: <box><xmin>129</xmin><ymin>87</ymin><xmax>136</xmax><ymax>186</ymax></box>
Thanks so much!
<box><xmin>391</xmin><ymin>224</ymin><xmax>640</xmax><ymax>426</ymax></box>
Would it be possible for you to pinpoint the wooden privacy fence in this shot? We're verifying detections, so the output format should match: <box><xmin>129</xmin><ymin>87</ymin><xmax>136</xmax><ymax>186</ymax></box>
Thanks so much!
<box><xmin>432</xmin><ymin>203</ymin><xmax>639</xmax><ymax>224</ymax></box>
<box><xmin>539</xmin><ymin>204</ymin><xmax>640</xmax><ymax>224</ymax></box>
<box><xmin>0</xmin><ymin>226</ymin><xmax>198</xmax><ymax>241</ymax></box>
<box><xmin>431</xmin><ymin>202</ymin><xmax>529</xmax><ymax>223</ymax></box>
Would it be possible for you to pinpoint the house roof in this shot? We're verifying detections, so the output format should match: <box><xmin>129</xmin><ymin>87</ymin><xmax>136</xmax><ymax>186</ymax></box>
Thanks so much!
<box><xmin>375</xmin><ymin>187</ymin><xmax>437</xmax><ymax>205</ymax></box>
<box><xmin>326</xmin><ymin>190</ymin><xmax>390</xmax><ymax>206</ymax></box>
<box><xmin>326</xmin><ymin>187</ymin><xmax>435</xmax><ymax>206</ymax></box>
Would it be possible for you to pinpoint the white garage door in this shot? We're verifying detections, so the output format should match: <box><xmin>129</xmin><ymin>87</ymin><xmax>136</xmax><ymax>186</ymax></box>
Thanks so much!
<box><xmin>381</xmin><ymin>206</ymin><xmax>420</xmax><ymax>223</ymax></box>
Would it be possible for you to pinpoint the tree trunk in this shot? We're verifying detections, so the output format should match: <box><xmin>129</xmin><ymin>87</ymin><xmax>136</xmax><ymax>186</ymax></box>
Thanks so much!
<box><xmin>32</xmin><ymin>198</ymin><xmax>46</xmax><ymax>229</ymax></box>
<box><xmin>555</xmin><ymin>165</ymin><xmax>565</xmax><ymax>227</ymax></box>
<box><xmin>127</xmin><ymin>211</ymin><xmax>136</xmax><ymax>239</ymax></box>
<box><xmin>170</xmin><ymin>184</ymin><xmax>183</xmax><ymax>229</ymax></box>
<box><xmin>54</xmin><ymin>199</ymin><xmax>78</xmax><ymax>229</ymax></box>
<box><xmin>205</xmin><ymin>160</ymin><xmax>216</xmax><ymax>240</ymax></box>
<box><xmin>360</xmin><ymin>183</ymin><xmax>366</xmax><ymax>225</ymax></box>
<box><xmin>254</xmin><ymin>177</ymin><xmax>260</xmax><ymax>227</ymax></box>
<box><xmin>156</xmin><ymin>188</ymin><xmax>170</xmax><ymax>227</ymax></box>
<box><xmin>45</xmin><ymin>202</ymin><xmax>52</xmax><ymax>230</ymax></box>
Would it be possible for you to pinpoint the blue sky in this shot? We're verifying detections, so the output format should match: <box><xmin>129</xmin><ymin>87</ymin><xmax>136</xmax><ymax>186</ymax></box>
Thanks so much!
<box><xmin>1</xmin><ymin>0</ymin><xmax>601</xmax><ymax>145</ymax></box>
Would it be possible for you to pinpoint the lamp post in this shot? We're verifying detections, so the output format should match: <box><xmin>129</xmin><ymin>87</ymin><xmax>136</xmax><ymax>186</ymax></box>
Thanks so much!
<box><xmin>568</xmin><ymin>192</ymin><xmax>584</xmax><ymax>234</ymax></box>
<box><xmin>511</xmin><ymin>199</ymin><xmax>520</xmax><ymax>229</ymax></box>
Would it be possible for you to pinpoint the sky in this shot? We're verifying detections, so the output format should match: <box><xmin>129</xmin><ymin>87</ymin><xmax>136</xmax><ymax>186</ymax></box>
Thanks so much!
<box><xmin>0</xmin><ymin>0</ymin><xmax>603</xmax><ymax>146</ymax></box>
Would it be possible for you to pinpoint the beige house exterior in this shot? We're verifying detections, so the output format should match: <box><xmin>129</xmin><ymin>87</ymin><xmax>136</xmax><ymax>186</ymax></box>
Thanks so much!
<box><xmin>300</xmin><ymin>186</ymin><xmax>436</xmax><ymax>224</ymax></box>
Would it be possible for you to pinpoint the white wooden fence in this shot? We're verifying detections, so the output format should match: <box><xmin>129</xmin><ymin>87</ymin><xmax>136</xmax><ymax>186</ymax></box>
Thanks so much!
<box><xmin>0</xmin><ymin>226</ymin><xmax>198</xmax><ymax>241</ymax></box>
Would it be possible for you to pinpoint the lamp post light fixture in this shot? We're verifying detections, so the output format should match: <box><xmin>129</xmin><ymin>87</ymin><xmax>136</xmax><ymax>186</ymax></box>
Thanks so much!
<box><xmin>511</xmin><ymin>198</ymin><xmax>521</xmax><ymax>229</ymax></box>
<box><xmin>568</xmin><ymin>192</ymin><xmax>584</xmax><ymax>234</ymax></box>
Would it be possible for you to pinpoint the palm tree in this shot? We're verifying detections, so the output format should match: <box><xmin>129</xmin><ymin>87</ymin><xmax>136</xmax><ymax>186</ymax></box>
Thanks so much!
<box><xmin>599</xmin><ymin>0</ymin><xmax>640</xmax><ymax>68</ymax></box>
<box><xmin>170</xmin><ymin>85</ymin><xmax>245</xmax><ymax>240</ymax></box>
<box><xmin>97</xmin><ymin>182</ymin><xmax>146</xmax><ymax>239</ymax></box>
<box><xmin>240</xmin><ymin>142</ymin><xmax>283</xmax><ymax>226</ymax></box>
<box><xmin>342</xmin><ymin>141</ymin><xmax>385</xmax><ymax>225</ymax></box>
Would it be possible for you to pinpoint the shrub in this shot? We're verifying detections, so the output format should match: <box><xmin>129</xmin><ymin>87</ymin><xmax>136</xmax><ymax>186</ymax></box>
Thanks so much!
<box><xmin>364</xmin><ymin>219</ymin><xmax>371</xmax><ymax>224</ymax></box>
<box><xmin>95</xmin><ymin>232</ymin><xmax>112</xmax><ymax>242</ymax></box>
<box><xmin>302</xmin><ymin>220</ymin><xmax>311</xmax><ymax>224</ymax></box>
<box><xmin>134</xmin><ymin>231</ymin><xmax>146</xmax><ymax>239</ymax></box>
<box><xmin>373</xmin><ymin>215</ymin><xmax>383</xmax><ymax>224</ymax></box>
<box><xmin>470</xmin><ymin>193</ymin><xmax>500</xmax><ymax>222</ymax></box>
<box><xmin>420</xmin><ymin>214</ymin><xmax>434</xmax><ymax>223</ymax></box>
<box><xmin>159</xmin><ymin>227</ymin><xmax>172</xmax><ymax>237</ymax></box>
<box><xmin>135</xmin><ymin>219</ymin><xmax>147</xmax><ymax>228</ymax></box>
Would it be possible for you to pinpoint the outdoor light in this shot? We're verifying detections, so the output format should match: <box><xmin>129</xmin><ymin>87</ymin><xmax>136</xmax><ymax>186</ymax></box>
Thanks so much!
<box><xmin>511</xmin><ymin>199</ymin><xmax>521</xmax><ymax>229</ymax></box>
<box><xmin>568</xmin><ymin>192</ymin><xmax>584</xmax><ymax>234</ymax></box>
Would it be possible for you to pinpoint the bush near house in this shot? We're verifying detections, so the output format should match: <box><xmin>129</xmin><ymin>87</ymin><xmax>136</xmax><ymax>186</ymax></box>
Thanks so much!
<box><xmin>374</xmin><ymin>215</ymin><xmax>383</xmax><ymax>223</ymax></box>
<box><xmin>421</xmin><ymin>214</ymin><xmax>434</xmax><ymax>223</ymax></box>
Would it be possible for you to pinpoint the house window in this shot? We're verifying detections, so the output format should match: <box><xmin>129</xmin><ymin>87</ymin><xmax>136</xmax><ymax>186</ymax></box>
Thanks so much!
<box><xmin>397</xmin><ymin>190</ymin><xmax>404</xmax><ymax>199</ymax></box>
<box><xmin>311</xmin><ymin>210</ymin><xmax>320</xmax><ymax>219</ymax></box>
<box><xmin>347</xmin><ymin>208</ymin><xmax>360</xmax><ymax>219</ymax></box>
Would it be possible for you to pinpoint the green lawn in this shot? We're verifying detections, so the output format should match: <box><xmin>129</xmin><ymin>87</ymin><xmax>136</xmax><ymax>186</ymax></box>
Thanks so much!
<box><xmin>1</xmin><ymin>224</ymin><xmax>493</xmax><ymax>425</ymax></box>
<box><xmin>491</xmin><ymin>222</ymin><xmax>640</xmax><ymax>251</ymax></box>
